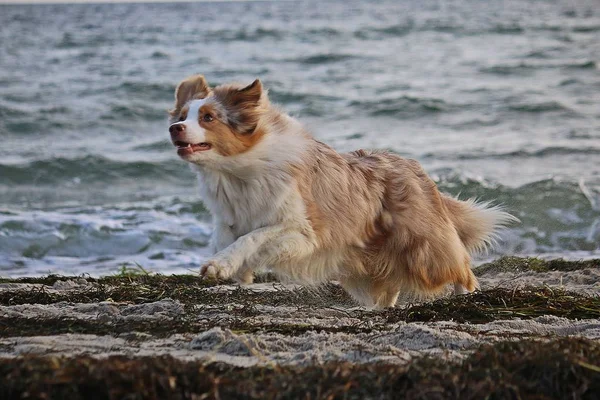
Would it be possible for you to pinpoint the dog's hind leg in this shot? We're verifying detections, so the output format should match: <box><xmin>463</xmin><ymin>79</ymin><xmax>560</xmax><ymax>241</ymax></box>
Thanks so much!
<box><xmin>375</xmin><ymin>288</ymin><xmax>401</xmax><ymax>309</ymax></box>
<box><xmin>340</xmin><ymin>276</ymin><xmax>376</xmax><ymax>308</ymax></box>
<box><xmin>453</xmin><ymin>282</ymin><xmax>469</xmax><ymax>295</ymax></box>
<box><xmin>454</xmin><ymin>267</ymin><xmax>478</xmax><ymax>295</ymax></box>
<box><xmin>234</xmin><ymin>266</ymin><xmax>254</xmax><ymax>285</ymax></box>
<box><xmin>340</xmin><ymin>276</ymin><xmax>401</xmax><ymax>309</ymax></box>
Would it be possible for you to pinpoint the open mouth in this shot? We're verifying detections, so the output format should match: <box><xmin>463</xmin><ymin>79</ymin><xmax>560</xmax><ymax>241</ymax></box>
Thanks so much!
<box><xmin>173</xmin><ymin>141</ymin><xmax>212</xmax><ymax>156</ymax></box>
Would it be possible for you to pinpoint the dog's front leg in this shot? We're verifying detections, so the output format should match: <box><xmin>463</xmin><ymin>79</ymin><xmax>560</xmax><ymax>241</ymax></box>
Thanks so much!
<box><xmin>200</xmin><ymin>225</ymin><xmax>287</xmax><ymax>279</ymax></box>
<box><xmin>200</xmin><ymin>226</ymin><xmax>315</xmax><ymax>280</ymax></box>
<box><xmin>209</xmin><ymin>220</ymin><xmax>236</xmax><ymax>254</ymax></box>
<box><xmin>246</xmin><ymin>231</ymin><xmax>316</xmax><ymax>271</ymax></box>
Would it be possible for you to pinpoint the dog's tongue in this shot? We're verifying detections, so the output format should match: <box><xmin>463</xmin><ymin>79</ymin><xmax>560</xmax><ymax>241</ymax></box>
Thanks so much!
<box><xmin>177</xmin><ymin>143</ymin><xmax>211</xmax><ymax>155</ymax></box>
<box><xmin>193</xmin><ymin>143</ymin><xmax>211</xmax><ymax>151</ymax></box>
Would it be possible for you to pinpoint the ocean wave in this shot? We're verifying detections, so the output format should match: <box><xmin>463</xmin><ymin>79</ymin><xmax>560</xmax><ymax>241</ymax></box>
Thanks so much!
<box><xmin>302</xmin><ymin>27</ymin><xmax>343</xmax><ymax>38</ymax></box>
<box><xmin>488</xmin><ymin>24</ymin><xmax>524</xmax><ymax>34</ymax></box>
<box><xmin>353</xmin><ymin>22</ymin><xmax>525</xmax><ymax>40</ymax></box>
<box><xmin>0</xmin><ymin>155</ymin><xmax>188</xmax><ymax>185</ymax></box>
<box><xmin>571</xmin><ymin>25</ymin><xmax>600</xmax><ymax>33</ymax></box>
<box><xmin>267</xmin><ymin>89</ymin><xmax>343</xmax><ymax>116</ymax></box>
<box><xmin>56</xmin><ymin>32</ymin><xmax>113</xmax><ymax>49</ymax></box>
<box><xmin>1</xmin><ymin>0</ymin><xmax>600</xmax><ymax>276</ymax></box>
<box><xmin>115</xmin><ymin>81</ymin><xmax>174</xmax><ymax>101</ymax></box>
<box><xmin>506</xmin><ymin>100</ymin><xmax>576</xmax><ymax>114</ymax></box>
<box><xmin>1</xmin><ymin>176</ymin><xmax>598</xmax><ymax>276</ymax></box>
<box><xmin>151</xmin><ymin>51</ymin><xmax>170</xmax><ymax>59</ymax></box>
<box><xmin>202</xmin><ymin>28</ymin><xmax>284</xmax><ymax>42</ymax></box>
<box><xmin>0</xmin><ymin>200</ymin><xmax>212</xmax><ymax>274</ymax></box>
<box><xmin>292</xmin><ymin>54</ymin><xmax>360</xmax><ymax>65</ymax></box>
<box><xmin>444</xmin><ymin>117</ymin><xmax>500</xmax><ymax>130</ymax></box>
<box><xmin>353</xmin><ymin>22</ymin><xmax>414</xmax><ymax>39</ymax></box>
<box><xmin>0</xmin><ymin>102</ymin><xmax>76</xmax><ymax>136</ymax></box>
<box><xmin>73</xmin><ymin>81</ymin><xmax>174</xmax><ymax>103</ymax></box>
<box><xmin>440</xmin><ymin>147</ymin><xmax>600</xmax><ymax>160</ymax></box>
<box><xmin>349</xmin><ymin>96</ymin><xmax>453</xmax><ymax>117</ymax></box>
<box><xmin>132</xmin><ymin>140</ymin><xmax>172</xmax><ymax>152</ymax></box>
<box><xmin>481</xmin><ymin>60</ymin><xmax>596</xmax><ymax>75</ymax></box>
<box><xmin>558</xmin><ymin>78</ymin><xmax>582</xmax><ymax>87</ymax></box>
<box><xmin>0</xmin><ymin>103</ymin><xmax>70</xmax><ymax>118</ymax></box>
<box><xmin>1</xmin><ymin>119</ymin><xmax>77</xmax><ymax>136</ymax></box>
<box><xmin>521</xmin><ymin>46</ymin><xmax>566</xmax><ymax>59</ymax></box>
<box><xmin>268</xmin><ymin>89</ymin><xmax>342</xmax><ymax>105</ymax></box>
<box><xmin>0</xmin><ymin>104</ymin><xmax>22</xmax><ymax>119</ymax></box>
<box><xmin>565</xmin><ymin>61</ymin><xmax>597</xmax><ymax>69</ymax></box>
<box><xmin>100</xmin><ymin>103</ymin><xmax>168</xmax><ymax>121</ymax></box>
<box><xmin>434</xmin><ymin>174</ymin><xmax>600</xmax><ymax>253</ymax></box>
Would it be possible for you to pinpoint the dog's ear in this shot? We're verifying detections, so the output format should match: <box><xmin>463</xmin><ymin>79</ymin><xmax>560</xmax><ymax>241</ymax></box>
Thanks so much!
<box><xmin>222</xmin><ymin>79</ymin><xmax>266</xmax><ymax>134</ymax></box>
<box><xmin>170</xmin><ymin>74</ymin><xmax>212</xmax><ymax>117</ymax></box>
<box><xmin>230</xmin><ymin>79</ymin><xmax>263</xmax><ymax>107</ymax></box>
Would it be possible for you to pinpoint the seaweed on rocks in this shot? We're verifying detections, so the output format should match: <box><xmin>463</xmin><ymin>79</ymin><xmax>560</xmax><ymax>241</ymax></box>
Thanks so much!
<box><xmin>0</xmin><ymin>338</ymin><xmax>598</xmax><ymax>399</ymax></box>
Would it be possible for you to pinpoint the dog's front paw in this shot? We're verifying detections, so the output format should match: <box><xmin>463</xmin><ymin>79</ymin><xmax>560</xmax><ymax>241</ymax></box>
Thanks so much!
<box><xmin>200</xmin><ymin>258</ymin><xmax>234</xmax><ymax>280</ymax></box>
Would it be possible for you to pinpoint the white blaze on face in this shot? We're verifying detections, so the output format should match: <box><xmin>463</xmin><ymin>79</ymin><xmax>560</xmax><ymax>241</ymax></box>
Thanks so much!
<box><xmin>171</xmin><ymin>98</ymin><xmax>208</xmax><ymax>144</ymax></box>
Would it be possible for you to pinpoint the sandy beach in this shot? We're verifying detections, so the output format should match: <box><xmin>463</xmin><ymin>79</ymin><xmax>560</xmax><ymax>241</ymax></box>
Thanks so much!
<box><xmin>1</xmin><ymin>257</ymin><xmax>598</xmax><ymax>398</ymax></box>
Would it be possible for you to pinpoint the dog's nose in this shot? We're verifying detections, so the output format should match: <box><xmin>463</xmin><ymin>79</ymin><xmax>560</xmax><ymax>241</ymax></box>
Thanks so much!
<box><xmin>169</xmin><ymin>123</ymin><xmax>185</xmax><ymax>136</ymax></box>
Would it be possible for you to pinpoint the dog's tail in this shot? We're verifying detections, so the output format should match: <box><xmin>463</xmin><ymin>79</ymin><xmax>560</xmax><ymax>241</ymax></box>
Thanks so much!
<box><xmin>442</xmin><ymin>196</ymin><xmax>517</xmax><ymax>254</ymax></box>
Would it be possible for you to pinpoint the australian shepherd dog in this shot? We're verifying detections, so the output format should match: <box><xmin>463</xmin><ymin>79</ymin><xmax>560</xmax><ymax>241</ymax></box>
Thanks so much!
<box><xmin>168</xmin><ymin>75</ymin><xmax>515</xmax><ymax>308</ymax></box>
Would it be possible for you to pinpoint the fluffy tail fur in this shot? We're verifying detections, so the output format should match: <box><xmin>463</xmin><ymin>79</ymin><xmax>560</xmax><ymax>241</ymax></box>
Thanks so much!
<box><xmin>443</xmin><ymin>196</ymin><xmax>518</xmax><ymax>254</ymax></box>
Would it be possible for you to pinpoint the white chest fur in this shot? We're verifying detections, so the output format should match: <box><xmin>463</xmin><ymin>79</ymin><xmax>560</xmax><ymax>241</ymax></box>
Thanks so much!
<box><xmin>192</xmin><ymin>128</ymin><xmax>312</xmax><ymax>240</ymax></box>
<box><xmin>195</xmin><ymin>167</ymin><xmax>301</xmax><ymax>238</ymax></box>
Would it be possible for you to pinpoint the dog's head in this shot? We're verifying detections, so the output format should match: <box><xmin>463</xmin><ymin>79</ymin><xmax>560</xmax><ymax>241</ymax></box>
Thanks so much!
<box><xmin>168</xmin><ymin>75</ymin><xmax>268</xmax><ymax>165</ymax></box>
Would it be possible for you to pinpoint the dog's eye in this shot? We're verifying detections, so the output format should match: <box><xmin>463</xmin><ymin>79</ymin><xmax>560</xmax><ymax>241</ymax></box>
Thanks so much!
<box><xmin>178</xmin><ymin>115</ymin><xmax>185</xmax><ymax>122</ymax></box>
<box><xmin>203</xmin><ymin>113</ymin><xmax>214</xmax><ymax>122</ymax></box>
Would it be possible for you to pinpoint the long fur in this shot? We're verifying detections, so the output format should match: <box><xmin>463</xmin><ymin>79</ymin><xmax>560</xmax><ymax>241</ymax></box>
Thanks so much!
<box><xmin>168</xmin><ymin>74</ymin><xmax>516</xmax><ymax>308</ymax></box>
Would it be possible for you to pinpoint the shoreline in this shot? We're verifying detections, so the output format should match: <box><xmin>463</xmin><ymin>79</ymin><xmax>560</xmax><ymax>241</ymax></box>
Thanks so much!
<box><xmin>1</xmin><ymin>256</ymin><xmax>599</xmax><ymax>398</ymax></box>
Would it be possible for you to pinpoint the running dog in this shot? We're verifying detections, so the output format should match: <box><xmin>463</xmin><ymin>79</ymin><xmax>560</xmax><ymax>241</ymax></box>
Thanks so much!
<box><xmin>168</xmin><ymin>74</ymin><xmax>514</xmax><ymax>308</ymax></box>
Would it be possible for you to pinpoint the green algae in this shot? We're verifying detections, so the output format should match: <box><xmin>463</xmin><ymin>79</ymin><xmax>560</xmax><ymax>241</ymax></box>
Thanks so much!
<box><xmin>381</xmin><ymin>286</ymin><xmax>600</xmax><ymax>324</ymax></box>
<box><xmin>0</xmin><ymin>286</ymin><xmax>597</xmax><ymax>338</ymax></box>
<box><xmin>0</xmin><ymin>280</ymin><xmax>352</xmax><ymax>309</ymax></box>
<box><xmin>476</xmin><ymin>256</ymin><xmax>600</xmax><ymax>275</ymax></box>
<box><xmin>0</xmin><ymin>257</ymin><xmax>598</xmax><ymax>339</ymax></box>
<box><xmin>0</xmin><ymin>338</ymin><xmax>598</xmax><ymax>399</ymax></box>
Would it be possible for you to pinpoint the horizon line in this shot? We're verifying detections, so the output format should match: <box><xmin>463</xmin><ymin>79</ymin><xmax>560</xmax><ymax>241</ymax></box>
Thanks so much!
<box><xmin>0</xmin><ymin>0</ymin><xmax>287</xmax><ymax>4</ymax></box>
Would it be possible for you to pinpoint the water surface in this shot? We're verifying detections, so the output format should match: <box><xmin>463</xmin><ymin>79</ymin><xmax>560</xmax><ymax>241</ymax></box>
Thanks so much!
<box><xmin>1</xmin><ymin>0</ymin><xmax>599</xmax><ymax>276</ymax></box>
